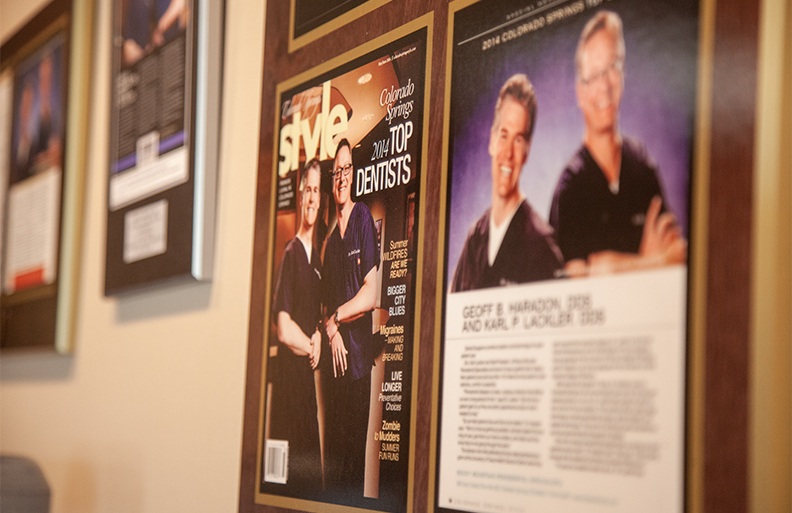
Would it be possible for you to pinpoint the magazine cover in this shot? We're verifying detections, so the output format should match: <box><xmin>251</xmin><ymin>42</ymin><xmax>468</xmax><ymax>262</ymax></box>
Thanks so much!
<box><xmin>106</xmin><ymin>0</ymin><xmax>220</xmax><ymax>294</ymax></box>
<box><xmin>257</xmin><ymin>21</ymin><xmax>430</xmax><ymax>513</ymax></box>
<box><xmin>109</xmin><ymin>0</ymin><xmax>192</xmax><ymax>211</ymax></box>
<box><xmin>4</xmin><ymin>33</ymin><xmax>66</xmax><ymax>295</ymax></box>
<box><xmin>436</xmin><ymin>0</ymin><xmax>699</xmax><ymax>512</ymax></box>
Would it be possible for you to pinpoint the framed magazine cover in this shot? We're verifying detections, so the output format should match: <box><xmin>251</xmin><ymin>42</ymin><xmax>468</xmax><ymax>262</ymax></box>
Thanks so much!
<box><xmin>243</xmin><ymin>0</ymin><xmax>763</xmax><ymax>511</ymax></box>
<box><xmin>0</xmin><ymin>0</ymin><xmax>94</xmax><ymax>353</ymax></box>
<box><xmin>243</xmin><ymin>13</ymin><xmax>433</xmax><ymax>513</ymax></box>
<box><xmin>104</xmin><ymin>0</ymin><xmax>223</xmax><ymax>295</ymax></box>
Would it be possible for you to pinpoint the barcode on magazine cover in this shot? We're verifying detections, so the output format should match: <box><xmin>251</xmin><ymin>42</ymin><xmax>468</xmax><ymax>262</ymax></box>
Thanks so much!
<box><xmin>264</xmin><ymin>439</ymin><xmax>288</xmax><ymax>484</ymax></box>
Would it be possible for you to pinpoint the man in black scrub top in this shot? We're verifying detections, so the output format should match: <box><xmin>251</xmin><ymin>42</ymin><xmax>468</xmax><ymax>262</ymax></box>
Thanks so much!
<box><xmin>269</xmin><ymin>159</ymin><xmax>323</xmax><ymax>497</ymax></box>
<box><xmin>549</xmin><ymin>11</ymin><xmax>686</xmax><ymax>276</ymax></box>
<box><xmin>322</xmin><ymin>138</ymin><xmax>380</xmax><ymax>501</ymax></box>
<box><xmin>451</xmin><ymin>74</ymin><xmax>563</xmax><ymax>292</ymax></box>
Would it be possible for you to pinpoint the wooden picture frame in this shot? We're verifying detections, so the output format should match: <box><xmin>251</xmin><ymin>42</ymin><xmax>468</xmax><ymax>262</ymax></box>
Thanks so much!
<box><xmin>0</xmin><ymin>0</ymin><xmax>94</xmax><ymax>353</ymax></box>
<box><xmin>242</xmin><ymin>0</ymin><xmax>762</xmax><ymax>512</ymax></box>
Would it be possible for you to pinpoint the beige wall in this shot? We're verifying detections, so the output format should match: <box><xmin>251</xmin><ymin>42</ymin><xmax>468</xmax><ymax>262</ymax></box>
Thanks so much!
<box><xmin>0</xmin><ymin>1</ymin><xmax>263</xmax><ymax>512</ymax></box>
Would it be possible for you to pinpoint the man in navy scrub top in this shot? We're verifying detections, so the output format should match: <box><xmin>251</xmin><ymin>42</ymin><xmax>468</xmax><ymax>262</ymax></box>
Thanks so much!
<box><xmin>322</xmin><ymin>138</ymin><xmax>380</xmax><ymax>500</ymax></box>
<box><xmin>451</xmin><ymin>74</ymin><xmax>564</xmax><ymax>292</ymax></box>
<box><xmin>269</xmin><ymin>159</ymin><xmax>324</xmax><ymax>498</ymax></box>
<box><xmin>549</xmin><ymin>11</ymin><xmax>686</xmax><ymax>276</ymax></box>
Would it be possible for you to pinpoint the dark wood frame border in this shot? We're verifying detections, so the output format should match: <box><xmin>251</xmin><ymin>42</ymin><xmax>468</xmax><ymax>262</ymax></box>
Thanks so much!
<box><xmin>702</xmin><ymin>0</ymin><xmax>758</xmax><ymax>511</ymax></box>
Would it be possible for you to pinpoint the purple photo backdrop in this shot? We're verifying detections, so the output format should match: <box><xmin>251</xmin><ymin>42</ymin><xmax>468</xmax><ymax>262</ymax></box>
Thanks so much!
<box><xmin>445</xmin><ymin>1</ymin><xmax>699</xmax><ymax>284</ymax></box>
<box><xmin>11</xmin><ymin>36</ymin><xmax>66</xmax><ymax>184</ymax></box>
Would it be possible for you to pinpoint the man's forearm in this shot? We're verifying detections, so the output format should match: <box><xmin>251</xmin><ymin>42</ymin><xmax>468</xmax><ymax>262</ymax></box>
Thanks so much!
<box><xmin>277</xmin><ymin>311</ymin><xmax>313</xmax><ymax>356</ymax></box>
<box><xmin>335</xmin><ymin>266</ymin><xmax>378</xmax><ymax>324</ymax></box>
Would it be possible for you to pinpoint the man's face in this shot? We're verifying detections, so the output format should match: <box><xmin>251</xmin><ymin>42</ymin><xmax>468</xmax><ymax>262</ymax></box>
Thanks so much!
<box><xmin>332</xmin><ymin>144</ymin><xmax>353</xmax><ymax>208</ymax></box>
<box><xmin>301</xmin><ymin>167</ymin><xmax>320</xmax><ymax>229</ymax></box>
<box><xmin>576</xmin><ymin>29</ymin><xmax>624</xmax><ymax>136</ymax></box>
<box><xmin>488</xmin><ymin>97</ymin><xmax>530</xmax><ymax>201</ymax></box>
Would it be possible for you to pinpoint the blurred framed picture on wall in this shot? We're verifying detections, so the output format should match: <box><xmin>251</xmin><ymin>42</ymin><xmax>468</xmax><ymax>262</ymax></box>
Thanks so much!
<box><xmin>104</xmin><ymin>0</ymin><xmax>224</xmax><ymax>295</ymax></box>
<box><xmin>0</xmin><ymin>0</ymin><xmax>94</xmax><ymax>353</ymax></box>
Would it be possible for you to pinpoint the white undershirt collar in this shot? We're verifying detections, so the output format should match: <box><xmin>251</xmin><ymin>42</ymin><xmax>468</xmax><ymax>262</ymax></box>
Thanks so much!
<box><xmin>297</xmin><ymin>235</ymin><xmax>312</xmax><ymax>263</ymax></box>
<box><xmin>488</xmin><ymin>202</ymin><xmax>521</xmax><ymax>266</ymax></box>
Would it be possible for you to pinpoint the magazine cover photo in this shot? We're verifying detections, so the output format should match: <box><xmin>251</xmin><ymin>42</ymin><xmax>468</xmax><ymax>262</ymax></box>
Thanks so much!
<box><xmin>446</xmin><ymin>0</ymin><xmax>697</xmax><ymax>289</ymax></box>
<box><xmin>257</xmin><ymin>25</ymin><xmax>428</xmax><ymax>513</ymax></box>
<box><xmin>437</xmin><ymin>1</ymin><xmax>698</xmax><ymax>512</ymax></box>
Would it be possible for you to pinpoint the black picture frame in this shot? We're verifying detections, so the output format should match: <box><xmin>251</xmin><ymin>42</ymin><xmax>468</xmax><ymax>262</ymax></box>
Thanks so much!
<box><xmin>104</xmin><ymin>0</ymin><xmax>224</xmax><ymax>295</ymax></box>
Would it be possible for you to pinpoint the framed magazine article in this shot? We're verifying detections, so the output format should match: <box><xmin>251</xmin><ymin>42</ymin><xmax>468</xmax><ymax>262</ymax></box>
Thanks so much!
<box><xmin>244</xmin><ymin>0</ymin><xmax>760</xmax><ymax>510</ymax></box>
<box><xmin>289</xmin><ymin>0</ymin><xmax>392</xmax><ymax>52</ymax></box>
<box><xmin>0</xmin><ymin>0</ymin><xmax>94</xmax><ymax>353</ymax></box>
<box><xmin>433</xmin><ymin>0</ymin><xmax>701</xmax><ymax>512</ymax></box>
<box><xmin>245</xmin><ymin>15</ymin><xmax>432</xmax><ymax>513</ymax></box>
<box><xmin>104</xmin><ymin>0</ymin><xmax>223</xmax><ymax>295</ymax></box>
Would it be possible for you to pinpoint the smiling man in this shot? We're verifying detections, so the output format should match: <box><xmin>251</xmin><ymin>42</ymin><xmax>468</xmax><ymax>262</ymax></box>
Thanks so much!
<box><xmin>321</xmin><ymin>138</ymin><xmax>380</xmax><ymax>500</ymax></box>
<box><xmin>450</xmin><ymin>74</ymin><xmax>563</xmax><ymax>292</ymax></box>
<box><xmin>549</xmin><ymin>11</ymin><xmax>686</xmax><ymax>275</ymax></box>
<box><xmin>269</xmin><ymin>159</ymin><xmax>323</xmax><ymax>497</ymax></box>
